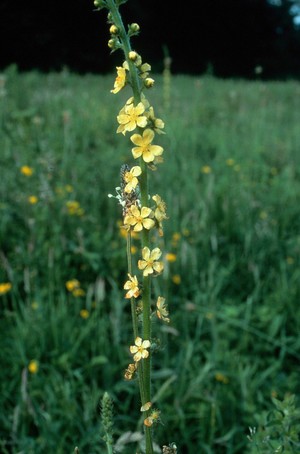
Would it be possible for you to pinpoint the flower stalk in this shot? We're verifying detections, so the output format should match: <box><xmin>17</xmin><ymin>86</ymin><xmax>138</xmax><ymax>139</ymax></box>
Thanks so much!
<box><xmin>94</xmin><ymin>0</ymin><xmax>170</xmax><ymax>452</ymax></box>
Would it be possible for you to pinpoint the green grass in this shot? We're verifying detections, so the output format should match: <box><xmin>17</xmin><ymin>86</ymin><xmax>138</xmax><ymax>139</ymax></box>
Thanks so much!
<box><xmin>0</xmin><ymin>65</ymin><xmax>300</xmax><ymax>453</ymax></box>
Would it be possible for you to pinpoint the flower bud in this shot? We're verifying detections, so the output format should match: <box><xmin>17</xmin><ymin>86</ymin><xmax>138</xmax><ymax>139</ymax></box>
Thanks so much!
<box><xmin>109</xmin><ymin>25</ymin><xmax>118</xmax><ymax>35</ymax></box>
<box><xmin>130</xmin><ymin>23</ymin><xmax>140</xmax><ymax>33</ymax></box>
<box><xmin>145</xmin><ymin>78</ymin><xmax>155</xmax><ymax>88</ymax></box>
<box><xmin>129</xmin><ymin>51</ymin><xmax>138</xmax><ymax>61</ymax></box>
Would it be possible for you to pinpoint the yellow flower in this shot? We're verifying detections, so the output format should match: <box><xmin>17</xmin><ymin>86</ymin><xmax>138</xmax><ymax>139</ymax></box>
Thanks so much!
<box><xmin>156</xmin><ymin>296</ymin><xmax>170</xmax><ymax>323</ymax></box>
<box><xmin>65</xmin><ymin>279</ymin><xmax>80</xmax><ymax>292</ymax></box>
<box><xmin>111</xmin><ymin>64</ymin><xmax>127</xmax><ymax>94</ymax></box>
<box><xmin>28</xmin><ymin>360</ymin><xmax>39</xmax><ymax>374</ymax></box>
<box><xmin>226</xmin><ymin>158</ymin><xmax>235</xmax><ymax>166</ymax></box>
<box><xmin>130</xmin><ymin>129</ymin><xmax>163</xmax><ymax>163</ymax></box>
<box><xmin>20</xmin><ymin>165</ymin><xmax>33</xmax><ymax>176</ymax></box>
<box><xmin>138</xmin><ymin>247</ymin><xmax>164</xmax><ymax>276</ymax></box>
<box><xmin>152</xmin><ymin>194</ymin><xmax>167</xmax><ymax>223</ymax></box>
<box><xmin>124</xmin><ymin>274</ymin><xmax>140</xmax><ymax>299</ymax></box>
<box><xmin>130</xmin><ymin>337</ymin><xmax>151</xmax><ymax>362</ymax></box>
<box><xmin>201</xmin><ymin>165</ymin><xmax>212</xmax><ymax>174</ymax></box>
<box><xmin>131</xmin><ymin>245</ymin><xmax>138</xmax><ymax>254</ymax></box>
<box><xmin>0</xmin><ymin>282</ymin><xmax>12</xmax><ymax>295</ymax></box>
<box><xmin>165</xmin><ymin>253</ymin><xmax>176</xmax><ymax>263</ymax></box>
<box><xmin>172</xmin><ymin>232</ymin><xmax>181</xmax><ymax>243</ymax></box>
<box><xmin>172</xmin><ymin>274</ymin><xmax>181</xmax><ymax>285</ymax></box>
<box><xmin>123</xmin><ymin>166</ymin><xmax>142</xmax><ymax>193</ymax></box>
<box><xmin>124</xmin><ymin>205</ymin><xmax>155</xmax><ymax>232</ymax></box>
<box><xmin>28</xmin><ymin>195</ymin><xmax>38</xmax><ymax>204</ymax></box>
<box><xmin>66</xmin><ymin>200</ymin><xmax>84</xmax><ymax>216</ymax></box>
<box><xmin>286</xmin><ymin>256</ymin><xmax>294</xmax><ymax>265</ymax></box>
<box><xmin>215</xmin><ymin>372</ymin><xmax>229</xmax><ymax>384</ymax></box>
<box><xmin>73</xmin><ymin>288</ymin><xmax>85</xmax><ymax>297</ymax></box>
<box><xmin>80</xmin><ymin>309</ymin><xmax>90</xmax><ymax>319</ymax></box>
<box><xmin>117</xmin><ymin>101</ymin><xmax>147</xmax><ymax>134</ymax></box>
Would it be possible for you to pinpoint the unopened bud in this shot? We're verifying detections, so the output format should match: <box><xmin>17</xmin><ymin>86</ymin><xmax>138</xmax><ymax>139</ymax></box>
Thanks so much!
<box><xmin>145</xmin><ymin>78</ymin><xmax>155</xmax><ymax>88</ymax></box>
<box><xmin>109</xmin><ymin>25</ymin><xmax>118</xmax><ymax>35</ymax></box>
<box><xmin>130</xmin><ymin>23</ymin><xmax>140</xmax><ymax>33</ymax></box>
<box><xmin>129</xmin><ymin>51</ymin><xmax>138</xmax><ymax>61</ymax></box>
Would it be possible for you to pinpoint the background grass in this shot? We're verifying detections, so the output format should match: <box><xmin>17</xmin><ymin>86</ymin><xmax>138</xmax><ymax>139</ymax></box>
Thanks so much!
<box><xmin>0</xmin><ymin>65</ymin><xmax>300</xmax><ymax>453</ymax></box>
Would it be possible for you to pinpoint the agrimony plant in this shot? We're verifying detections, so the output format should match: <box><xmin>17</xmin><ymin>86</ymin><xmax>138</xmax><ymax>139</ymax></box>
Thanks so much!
<box><xmin>93</xmin><ymin>1</ymin><xmax>172</xmax><ymax>453</ymax></box>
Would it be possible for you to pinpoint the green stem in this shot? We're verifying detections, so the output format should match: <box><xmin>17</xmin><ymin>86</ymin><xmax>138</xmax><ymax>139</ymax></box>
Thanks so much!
<box><xmin>106</xmin><ymin>3</ymin><xmax>154</xmax><ymax>452</ymax></box>
<box><xmin>127</xmin><ymin>232</ymin><xmax>138</xmax><ymax>340</ymax></box>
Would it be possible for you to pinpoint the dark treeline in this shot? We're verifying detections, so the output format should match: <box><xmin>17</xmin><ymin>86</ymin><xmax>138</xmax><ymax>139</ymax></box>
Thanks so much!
<box><xmin>1</xmin><ymin>0</ymin><xmax>300</xmax><ymax>79</ymax></box>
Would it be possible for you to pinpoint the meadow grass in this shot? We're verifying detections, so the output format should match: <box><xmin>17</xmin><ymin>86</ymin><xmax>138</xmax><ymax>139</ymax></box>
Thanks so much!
<box><xmin>0</xmin><ymin>65</ymin><xmax>300</xmax><ymax>453</ymax></box>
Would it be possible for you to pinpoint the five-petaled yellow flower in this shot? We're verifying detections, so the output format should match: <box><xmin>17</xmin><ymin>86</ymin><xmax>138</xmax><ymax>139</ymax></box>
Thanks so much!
<box><xmin>123</xmin><ymin>166</ymin><xmax>142</xmax><ymax>193</ymax></box>
<box><xmin>124</xmin><ymin>205</ymin><xmax>155</xmax><ymax>232</ymax></box>
<box><xmin>111</xmin><ymin>63</ymin><xmax>127</xmax><ymax>94</ymax></box>
<box><xmin>156</xmin><ymin>296</ymin><xmax>170</xmax><ymax>323</ymax></box>
<box><xmin>130</xmin><ymin>129</ymin><xmax>164</xmax><ymax>163</ymax></box>
<box><xmin>28</xmin><ymin>360</ymin><xmax>39</xmax><ymax>374</ymax></box>
<box><xmin>138</xmin><ymin>247</ymin><xmax>164</xmax><ymax>276</ymax></box>
<box><xmin>152</xmin><ymin>194</ymin><xmax>167</xmax><ymax>223</ymax></box>
<box><xmin>20</xmin><ymin>165</ymin><xmax>33</xmax><ymax>176</ymax></box>
<box><xmin>124</xmin><ymin>274</ymin><xmax>140</xmax><ymax>299</ymax></box>
<box><xmin>130</xmin><ymin>337</ymin><xmax>151</xmax><ymax>362</ymax></box>
<box><xmin>28</xmin><ymin>195</ymin><xmax>38</xmax><ymax>204</ymax></box>
<box><xmin>117</xmin><ymin>102</ymin><xmax>147</xmax><ymax>134</ymax></box>
<box><xmin>0</xmin><ymin>282</ymin><xmax>12</xmax><ymax>295</ymax></box>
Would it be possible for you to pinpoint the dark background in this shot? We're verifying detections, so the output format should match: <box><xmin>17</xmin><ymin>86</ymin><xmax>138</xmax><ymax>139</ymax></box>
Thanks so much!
<box><xmin>1</xmin><ymin>0</ymin><xmax>300</xmax><ymax>79</ymax></box>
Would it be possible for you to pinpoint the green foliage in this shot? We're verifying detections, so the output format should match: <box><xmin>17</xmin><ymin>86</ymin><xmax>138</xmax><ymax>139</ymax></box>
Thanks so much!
<box><xmin>247</xmin><ymin>394</ymin><xmax>300</xmax><ymax>453</ymax></box>
<box><xmin>0</xmin><ymin>66</ymin><xmax>300</xmax><ymax>453</ymax></box>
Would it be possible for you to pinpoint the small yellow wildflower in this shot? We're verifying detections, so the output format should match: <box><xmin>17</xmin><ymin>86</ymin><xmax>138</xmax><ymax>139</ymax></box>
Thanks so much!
<box><xmin>172</xmin><ymin>232</ymin><xmax>181</xmax><ymax>243</ymax></box>
<box><xmin>130</xmin><ymin>129</ymin><xmax>163</xmax><ymax>163</ymax></box>
<box><xmin>215</xmin><ymin>372</ymin><xmax>229</xmax><ymax>384</ymax></box>
<box><xmin>138</xmin><ymin>247</ymin><xmax>164</xmax><ymax>276</ymax></box>
<box><xmin>124</xmin><ymin>205</ymin><xmax>155</xmax><ymax>232</ymax></box>
<box><xmin>172</xmin><ymin>274</ymin><xmax>181</xmax><ymax>285</ymax></box>
<box><xmin>226</xmin><ymin>158</ymin><xmax>235</xmax><ymax>166</ymax></box>
<box><xmin>80</xmin><ymin>309</ymin><xmax>90</xmax><ymax>319</ymax></box>
<box><xmin>65</xmin><ymin>279</ymin><xmax>80</xmax><ymax>292</ymax></box>
<box><xmin>28</xmin><ymin>360</ymin><xmax>39</xmax><ymax>374</ymax></box>
<box><xmin>286</xmin><ymin>256</ymin><xmax>294</xmax><ymax>265</ymax></box>
<box><xmin>65</xmin><ymin>184</ymin><xmax>74</xmax><ymax>193</ymax></box>
<box><xmin>20</xmin><ymin>165</ymin><xmax>33</xmax><ymax>176</ymax></box>
<box><xmin>130</xmin><ymin>337</ymin><xmax>151</xmax><ymax>362</ymax></box>
<box><xmin>111</xmin><ymin>63</ymin><xmax>127</xmax><ymax>94</ymax></box>
<box><xmin>152</xmin><ymin>194</ymin><xmax>167</xmax><ymax>223</ymax></box>
<box><xmin>124</xmin><ymin>274</ymin><xmax>140</xmax><ymax>299</ymax></box>
<box><xmin>117</xmin><ymin>101</ymin><xmax>147</xmax><ymax>134</ymax></box>
<box><xmin>123</xmin><ymin>166</ymin><xmax>142</xmax><ymax>193</ymax></box>
<box><xmin>201</xmin><ymin>165</ymin><xmax>212</xmax><ymax>174</ymax></box>
<box><xmin>131</xmin><ymin>245</ymin><xmax>138</xmax><ymax>254</ymax></box>
<box><xmin>28</xmin><ymin>195</ymin><xmax>38</xmax><ymax>204</ymax></box>
<box><xmin>66</xmin><ymin>200</ymin><xmax>84</xmax><ymax>216</ymax></box>
<box><xmin>165</xmin><ymin>253</ymin><xmax>176</xmax><ymax>263</ymax></box>
<box><xmin>73</xmin><ymin>288</ymin><xmax>85</xmax><ymax>297</ymax></box>
<box><xmin>156</xmin><ymin>296</ymin><xmax>170</xmax><ymax>323</ymax></box>
<box><xmin>31</xmin><ymin>301</ymin><xmax>39</xmax><ymax>310</ymax></box>
<box><xmin>0</xmin><ymin>282</ymin><xmax>12</xmax><ymax>295</ymax></box>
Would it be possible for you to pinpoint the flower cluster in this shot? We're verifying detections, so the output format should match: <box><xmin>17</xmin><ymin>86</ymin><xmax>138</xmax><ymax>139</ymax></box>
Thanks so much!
<box><xmin>100</xmin><ymin>2</ymin><xmax>172</xmax><ymax>445</ymax></box>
